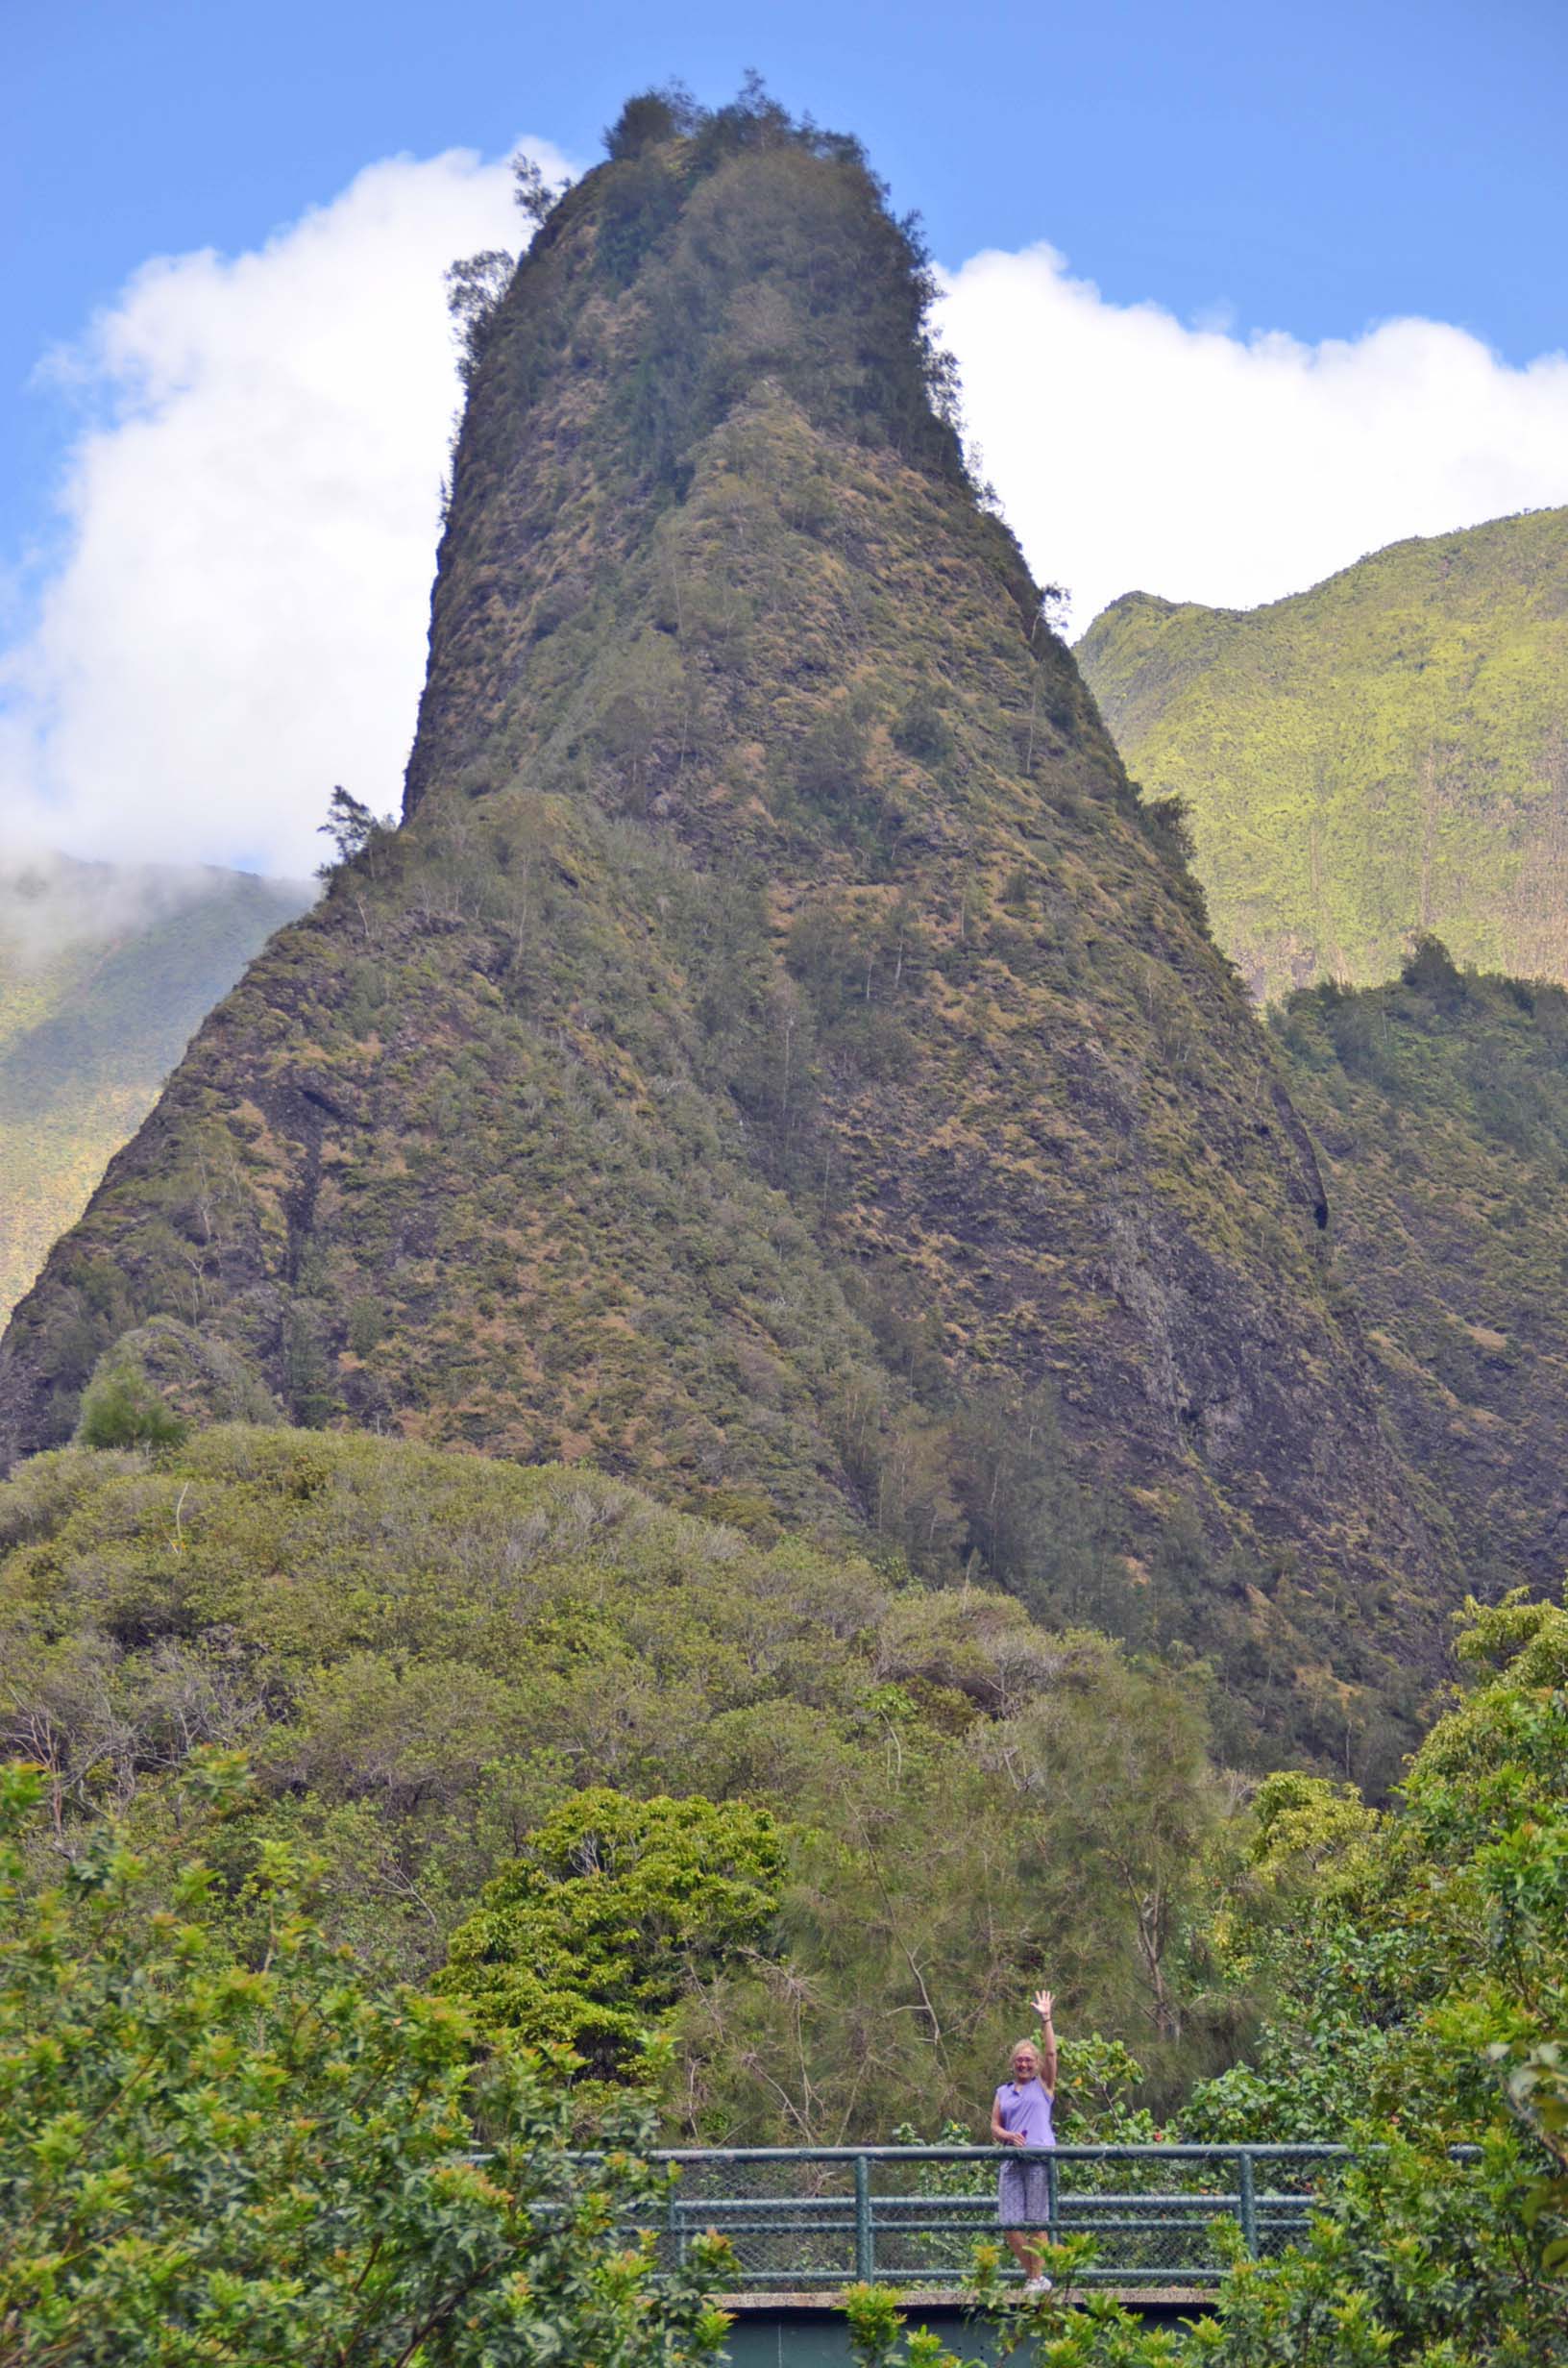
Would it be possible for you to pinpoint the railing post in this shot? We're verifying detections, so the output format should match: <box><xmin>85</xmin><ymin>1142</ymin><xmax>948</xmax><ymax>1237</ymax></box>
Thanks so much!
<box><xmin>854</xmin><ymin>2151</ymin><xmax>874</xmax><ymax>2282</ymax></box>
<box><xmin>1237</xmin><ymin>2149</ymin><xmax>1259</xmax><ymax>2258</ymax></box>
<box><xmin>1046</xmin><ymin>2152</ymin><xmax>1059</xmax><ymax>2249</ymax></box>
<box><xmin>666</xmin><ymin>2169</ymin><xmax>683</xmax><ymax>2269</ymax></box>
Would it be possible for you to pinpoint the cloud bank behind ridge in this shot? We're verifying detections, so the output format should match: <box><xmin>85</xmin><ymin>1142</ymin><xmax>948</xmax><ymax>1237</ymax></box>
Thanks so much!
<box><xmin>938</xmin><ymin>244</ymin><xmax>1568</xmax><ymax>630</ymax></box>
<box><xmin>3</xmin><ymin>149</ymin><xmax>1568</xmax><ymax>876</ymax></box>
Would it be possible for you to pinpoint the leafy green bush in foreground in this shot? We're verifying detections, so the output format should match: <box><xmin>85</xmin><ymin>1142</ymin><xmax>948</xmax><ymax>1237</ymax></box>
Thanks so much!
<box><xmin>0</xmin><ymin>1751</ymin><xmax>730</xmax><ymax>2368</ymax></box>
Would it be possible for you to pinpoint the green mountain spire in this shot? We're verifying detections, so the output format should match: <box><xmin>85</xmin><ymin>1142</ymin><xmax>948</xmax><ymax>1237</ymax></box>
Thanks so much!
<box><xmin>0</xmin><ymin>94</ymin><xmax>1455</xmax><ymax>1774</ymax></box>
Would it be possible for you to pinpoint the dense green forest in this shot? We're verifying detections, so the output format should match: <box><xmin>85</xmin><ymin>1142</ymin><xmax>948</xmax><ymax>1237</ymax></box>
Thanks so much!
<box><xmin>1077</xmin><ymin>507</ymin><xmax>1568</xmax><ymax>999</ymax></box>
<box><xmin>0</xmin><ymin>856</ymin><xmax>308</xmax><ymax>1323</ymax></box>
<box><xmin>851</xmin><ymin>1583</ymin><xmax>1568</xmax><ymax>2363</ymax></box>
<box><xmin>2</xmin><ymin>84</ymin><xmax>1564</xmax><ymax>2367</ymax></box>
<box><xmin>0</xmin><ymin>1423</ymin><xmax>1249</xmax><ymax>2134</ymax></box>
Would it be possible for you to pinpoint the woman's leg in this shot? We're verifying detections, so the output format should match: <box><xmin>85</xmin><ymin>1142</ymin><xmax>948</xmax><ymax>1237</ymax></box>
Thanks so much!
<box><xmin>1005</xmin><ymin>2230</ymin><xmax>1042</xmax><ymax>2280</ymax></box>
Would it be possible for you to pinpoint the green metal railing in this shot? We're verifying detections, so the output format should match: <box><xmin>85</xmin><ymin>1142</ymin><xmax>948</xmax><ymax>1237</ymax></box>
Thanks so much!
<box><xmin>639</xmin><ymin>2145</ymin><xmax>1351</xmax><ymax>2291</ymax></box>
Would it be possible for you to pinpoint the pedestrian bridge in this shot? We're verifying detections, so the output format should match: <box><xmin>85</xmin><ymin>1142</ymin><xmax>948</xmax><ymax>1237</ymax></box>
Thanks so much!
<box><xmin>645</xmin><ymin>2143</ymin><xmax>1346</xmax><ymax>2362</ymax></box>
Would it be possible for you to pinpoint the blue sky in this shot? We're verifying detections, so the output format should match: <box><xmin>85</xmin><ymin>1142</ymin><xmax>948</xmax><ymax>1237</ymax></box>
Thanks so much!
<box><xmin>10</xmin><ymin>0</ymin><xmax>1565</xmax><ymax>394</ymax></box>
<box><xmin>5</xmin><ymin>0</ymin><xmax>1568</xmax><ymax>872</ymax></box>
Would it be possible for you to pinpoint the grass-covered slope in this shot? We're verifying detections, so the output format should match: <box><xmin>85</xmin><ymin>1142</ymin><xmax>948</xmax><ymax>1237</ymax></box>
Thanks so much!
<box><xmin>1077</xmin><ymin>508</ymin><xmax>1568</xmax><ymax>999</ymax></box>
<box><xmin>0</xmin><ymin>94</ymin><xmax>1453</xmax><ymax>1775</ymax></box>
<box><xmin>1272</xmin><ymin>938</ymin><xmax>1568</xmax><ymax>1592</ymax></box>
<box><xmin>0</xmin><ymin>856</ymin><xmax>309</xmax><ymax>1324</ymax></box>
<box><xmin>0</xmin><ymin>1422</ymin><xmax>1247</xmax><ymax>2135</ymax></box>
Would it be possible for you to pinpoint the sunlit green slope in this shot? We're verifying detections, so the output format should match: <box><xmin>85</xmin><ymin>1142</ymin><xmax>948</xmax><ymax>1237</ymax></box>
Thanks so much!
<box><xmin>1078</xmin><ymin>509</ymin><xmax>1568</xmax><ymax>1000</ymax></box>
<box><xmin>0</xmin><ymin>1420</ymin><xmax>1246</xmax><ymax>2132</ymax></box>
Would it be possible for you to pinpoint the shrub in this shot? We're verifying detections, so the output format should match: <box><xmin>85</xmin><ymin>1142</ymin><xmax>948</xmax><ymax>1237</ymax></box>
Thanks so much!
<box><xmin>74</xmin><ymin>1364</ymin><xmax>185</xmax><ymax>1451</ymax></box>
<box><xmin>893</xmin><ymin>684</ymin><xmax>956</xmax><ymax>769</ymax></box>
<box><xmin>604</xmin><ymin>87</ymin><xmax>697</xmax><ymax>161</ymax></box>
<box><xmin>1136</xmin><ymin>790</ymin><xmax>1197</xmax><ymax>867</ymax></box>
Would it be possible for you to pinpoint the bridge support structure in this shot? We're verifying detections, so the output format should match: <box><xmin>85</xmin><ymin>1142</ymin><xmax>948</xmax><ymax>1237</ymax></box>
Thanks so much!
<box><xmin>718</xmin><ymin>2288</ymin><xmax>1213</xmax><ymax>2365</ymax></box>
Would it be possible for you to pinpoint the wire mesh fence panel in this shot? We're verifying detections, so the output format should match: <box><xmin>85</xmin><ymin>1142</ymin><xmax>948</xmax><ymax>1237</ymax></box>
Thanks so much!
<box><xmin>654</xmin><ymin>2153</ymin><xmax>864</xmax><ymax>2288</ymax></box>
<box><xmin>856</xmin><ymin>2155</ymin><xmax>995</xmax><ymax>2286</ymax></box>
<box><xmin>1245</xmin><ymin>2145</ymin><xmax>1349</xmax><ymax>2262</ymax></box>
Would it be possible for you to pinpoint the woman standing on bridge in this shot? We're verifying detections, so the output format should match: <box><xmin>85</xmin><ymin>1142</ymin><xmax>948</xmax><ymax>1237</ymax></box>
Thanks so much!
<box><xmin>990</xmin><ymin>1988</ymin><xmax>1057</xmax><ymax>2294</ymax></box>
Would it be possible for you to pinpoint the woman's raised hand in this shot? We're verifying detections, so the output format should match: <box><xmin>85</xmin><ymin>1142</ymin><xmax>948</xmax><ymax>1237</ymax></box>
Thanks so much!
<box><xmin>1031</xmin><ymin>1988</ymin><xmax>1055</xmax><ymax>2021</ymax></box>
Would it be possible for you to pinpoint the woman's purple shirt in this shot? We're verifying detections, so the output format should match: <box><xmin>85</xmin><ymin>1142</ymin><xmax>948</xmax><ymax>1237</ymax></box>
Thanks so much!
<box><xmin>994</xmin><ymin>2078</ymin><xmax>1055</xmax><ymax>2146</ymax></box>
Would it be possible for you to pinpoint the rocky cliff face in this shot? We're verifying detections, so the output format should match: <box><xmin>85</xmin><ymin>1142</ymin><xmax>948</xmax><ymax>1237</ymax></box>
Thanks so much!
<box><xmin>1273</xmin><ymin>947</ymin><xmax>1568</xmax><ymax>1598</ymax></box>
<box><xmin>0</xmin><ymin>96</ymin><xmax>1453</xmax><ymax>1773</ymax></box>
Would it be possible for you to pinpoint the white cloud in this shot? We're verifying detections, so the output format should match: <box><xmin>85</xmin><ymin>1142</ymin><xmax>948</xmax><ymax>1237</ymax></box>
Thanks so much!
<box><xmin>936</xmin><ymin>244</ymin><xmax>1568</xmax><ymax>632</ymax></box>
<box><xmin>7</xmin><ymin>174</ymin><xmax>1568</xmax><ymax>879</ymax></box>
<box><xmin>0</xmin><ymin>141</ymin><xmax>569</xmax><ymax>877</ymax></box>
